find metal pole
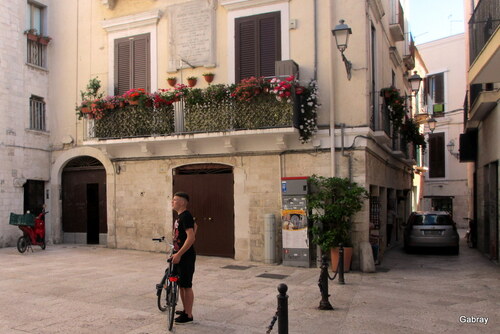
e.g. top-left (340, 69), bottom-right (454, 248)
top-left (277, 283), bottom-right (289, 334)
top-left (338, 243), bottom-right (345, 284)
top-left (318, 254), bottom-right (334, 310)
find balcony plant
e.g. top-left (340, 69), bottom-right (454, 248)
top-left (167, 77), bottom-right (177, 87)
top-left (400, 118), bottom-right (426, 150)
top-left (76, 77), bottom-right (104, 119)
top-left (187, 76), bottom-right (197, 87)
top-left (202, 72), bottom-right (215, 84)
top-left (307, 175), bottom-right (368, 271)
top-left (381, 86), bottom-right (406, 132)
top-left (123, 88), bottom-right (151, 106)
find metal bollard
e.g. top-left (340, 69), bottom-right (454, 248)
top-left (338, 243), bottom-right (345, 284)
top-left (277, 283), bottom-right (289, 334)
top-left (318, 254), bottom-right (334, 310)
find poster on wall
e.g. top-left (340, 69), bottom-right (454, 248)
top-left (282, 209), bottom-right (308, 249)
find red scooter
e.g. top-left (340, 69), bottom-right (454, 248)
top-left (10, 211), bottom-right (47, 253)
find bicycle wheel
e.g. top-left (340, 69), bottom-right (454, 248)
top-left (17, 236), bottom-right (28, 253)
top-left (167, 281), bottom-right (178, 331)
top-left (157, 271), bottom-right (169, 312)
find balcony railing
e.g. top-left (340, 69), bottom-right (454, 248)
top-left (468, 0), bottom-right (500, 65)
top-left (403, 32), bottom-right (415, 70)
top-left (389, 0), bottom-right (405, 41)
top-left (84, 95), bottom-right (293, 140)
top-left (27, 39), bottom-right (46, 68)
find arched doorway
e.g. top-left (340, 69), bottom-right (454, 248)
top-left (173, 163), bottom-right (234, 258)
top-left (62, 156), bottom-right (107, 244)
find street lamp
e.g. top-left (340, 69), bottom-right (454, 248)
top-left (408, 71), bottom-right (423, 94)
top-left (447, 139), bottom-right (460, 159)
top-left (427, 117), bottom-right (437, 133)
top-left (331, 20), bottom-right (352, 80)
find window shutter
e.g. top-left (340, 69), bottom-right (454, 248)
top-left (259, 14), bottom-right (281, 77)
top-left (115, 39), bottom-right (131, 96)
top-left (235, 12), bottom-right (281, 82)
top-left (236, 19), bottom-right (257, 82)
top-left (114, 34), bottom-right (150, 95)
top-left (429, 133), bottom-right (445, 178)
top-left (434, 73), bottom-right (444, 104)
top-left (132, 35), bottom-right (150, 92)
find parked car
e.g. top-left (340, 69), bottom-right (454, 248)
top-left (403, 211), bottom-right (459, 254)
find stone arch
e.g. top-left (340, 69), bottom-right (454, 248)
top-left (49, 147), bottom-right (116, 246)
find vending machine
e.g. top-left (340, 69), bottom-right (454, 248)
top-left (281, 177), bottom-right (311, 267)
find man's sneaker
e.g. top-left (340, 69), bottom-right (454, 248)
top-left (175, 313), bottom-right (193, 324)
top-left (175, 310), bottom-right (185, 315)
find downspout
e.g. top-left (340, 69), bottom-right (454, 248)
top-left (325, 0), bottom-right (336, 177)
top-left (341, 123), bottom-right (353, 181)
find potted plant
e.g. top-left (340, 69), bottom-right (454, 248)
top-left (38, 36), bottom-right (52, 45)
top-left (187, 76), bottom-right (197, 87)
top-left (123, 88), bottom-right (149, 106)
top-left (167, 76), bottom-right (177, 87)
top-left (24, 29), bottom-right (39, 41)
top-left (202, 72), bottom-right (215, 84)
top-left (307, 175), bottom-right (368, 272)
top-left (76, 77), bottom-right (104, 119)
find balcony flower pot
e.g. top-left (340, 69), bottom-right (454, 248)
top-left (203, 73), bottom-right (215, 84)
top-left (187, 77), bottom-right (197, 87)
top-left (38, 36), bottom-right (52, 45)
top-left (167, 77), bottom-right (177, 87)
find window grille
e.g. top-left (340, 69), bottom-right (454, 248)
top-left (27, 39), bottom-right (46, 67)
top-left (30, 95), bottom-right (46, 131)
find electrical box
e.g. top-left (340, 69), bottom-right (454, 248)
top-left (281, 177), bottom-right (311, 267)
top-left (275, 60), bottom-right (299, 79)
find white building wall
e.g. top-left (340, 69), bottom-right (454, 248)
top-left (0, 0), bottom-right (51, 247)
top-left (418, 34), bottom-right (471, 227)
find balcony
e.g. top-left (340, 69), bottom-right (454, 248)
top-left (468, 0), bottom-right (500, 84)
top-left (403, 32), bottom-right (415, 70)
top-left (84, 95), bottom-right (293, 140)
top-left (389, 0), bottom-right (405, 41)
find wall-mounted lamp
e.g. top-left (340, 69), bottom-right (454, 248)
top-left (427, 117), bottom-right (437, 133)
top-left (408, 71), bottom-right (422, 94)
top-left (447, 139), bottom-right (460, 159)
top-left (331, 20), bottom-right (352, 80)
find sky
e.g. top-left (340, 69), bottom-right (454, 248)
top-left (408, 0), bottom-right (465, 45)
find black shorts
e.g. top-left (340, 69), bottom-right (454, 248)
top-left (173, 251), bottom-right (196, 288)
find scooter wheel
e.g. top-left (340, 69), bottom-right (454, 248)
top-left (41, 239), bottom-right (46, 250)
top-left (17, 237), bottom-right (28, 253)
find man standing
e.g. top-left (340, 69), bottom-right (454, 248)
top-left (171, 192), bottom-right (196, 324)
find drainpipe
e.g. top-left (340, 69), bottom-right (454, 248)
top-left (341, 123), bottom-right (353, 181)
top-left (325, 0), bottom-right (336, 177)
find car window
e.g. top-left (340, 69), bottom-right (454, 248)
top-left (413, 214), bottom-right (452, 225)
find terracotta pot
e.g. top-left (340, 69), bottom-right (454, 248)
top-left (105, 103), bottom-right (115, 110)
top-left (119, 101), bottom-right (126, 108)
top-left (38, 37), bottom-right (51, 45)
top-left (128, 100), bottom-right (139, 105)
top-left (187, 78), bottom-right (197, 87)
top-left (203, 75), bottom-right (214, 83)
top-left (330, 246), bottom-right (353, 272)
top-left (26, 33), bottom-right (38, 41)
top-left (81, 106), bottom-right (90, 114)
top-left (167, 78), bottom-right (177, 87)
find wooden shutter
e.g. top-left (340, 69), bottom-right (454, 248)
top-left (429, 133), bottom-right (445, 178)
top-left (434, 72), bottom-right (444, 104)
top-left (114, 34), bottom-right (150, 95)
top-left (235, 12), bottom-right (281, 82)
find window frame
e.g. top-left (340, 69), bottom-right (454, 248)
top-left (226, 2), bottom-right (290, 84)
top-left (424, 71), bottom-right (446, 116)
top-left (29, 95), bottom-right (46, 132)
top-left (26, 1), bottom-right (46, 35)
top-left (428, 132), bottom-right (446, 178)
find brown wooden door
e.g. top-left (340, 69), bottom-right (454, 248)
top-left (62, 168), bottom-right (107, 243)
top-left (173, 166), bottom-right (234, 258)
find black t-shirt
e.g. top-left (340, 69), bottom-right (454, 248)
top-left (173, 210), bottom-right (195, 255)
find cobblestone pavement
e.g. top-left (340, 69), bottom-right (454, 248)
top-left (0, 230), bottom-right (498, 334)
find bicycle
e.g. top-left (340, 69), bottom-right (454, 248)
top-left (153, 236), bottom-right (179, 331)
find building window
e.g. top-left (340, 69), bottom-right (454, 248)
top-left (29, 95), bottom-right (46, 131)
top-left (25, 2), bottom-right (47, 68)
top-left (114, 34), bottom-right (151, 95)
top-left (430, 197), bottom-right (453, 213)
top-left (428, 132), bottom-right (445, 178)
top-left (425, 72), bottom-right (445, 116)
top-left (235, 12), bottom-right (281, 82)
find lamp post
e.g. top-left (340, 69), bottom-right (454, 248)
top-left (447, 139), bottom-right (460, 159)
top-left (331, 20), bottom-right (352, 80)
top-left (427, 117), bottom-right (437, 133)
top-left (408, 71), bottom-right (423, 94)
